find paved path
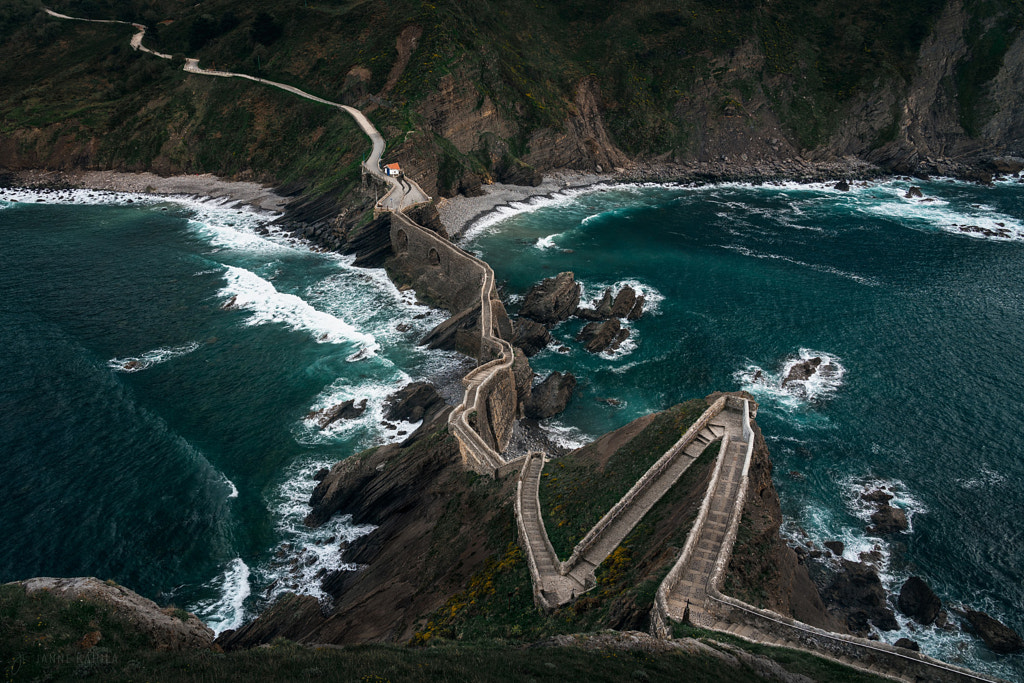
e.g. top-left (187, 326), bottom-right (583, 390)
top-left (44, 8), bottom-right (428, 212)
top-left (663, 422), bottom-right (747, 624)
top-left (518, 398), bottom-right (737, 607)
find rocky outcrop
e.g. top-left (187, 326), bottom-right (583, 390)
top-left (782, 357), bottom-right (823, 386)
top-left (308, 399), bottom-right (367, 429)
top-left (511, 348), bottom-right (534, 408)
top-left (895, 637), bottom-right (921, 651)
top-left (961, 609), bottom-right (1024, 654)
top-left (10, 577), bottom-right (214, 650)
top-left (578, 318), bottom-right (629, 354)
top-left (519, 272), bottom-right (581, 325)
top-left (576, 286), bottom-right (643, 322)
top-left (384, 382), bottom-right (446, 424)
top-left (523, 371), bottom-right (576, 420)
top-left (512, 317), bottom-right (553, 356)
top-left (823, 540), bottom-right (845, 557)
top-left (868, 503), bottom-right (908, 534)
top-left (821, 560), bottom-right (899, 635)
top-left (897, 576), bottom-right (942, 625)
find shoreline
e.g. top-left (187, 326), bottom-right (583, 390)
top-left (2, 169), bottom-right (290, 213)
top-left (438, 157), bottom-right (885, 239)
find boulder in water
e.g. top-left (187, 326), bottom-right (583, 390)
top-left (310, 399), bottom-right (367, 429)
top-left (577, 318), bottom-right (629, 354)
top-left (512, 317), bottom-right (553, 357)
top-left (609, 286), bottom-right (637, 318)
top-left (524, 371), bottom-right (576, 419)
top-left (520, 272), bottom-right (581, 325)
top-left (962, 609), bottom-right (1024, 654)
top-left (576, 288), bottom-right (614, 321)
top-left (905, 186), bottom-right (924, 198)
top-left (626, 295), bottom-right (645, 320)
top-left (834, 180), bottom-right (851, 191)
top-left (782, 356), bottom-right (823, 387)
top-left (384, 382), bottom-right (445, 424)
top-left (868, 503), bottom-right (908, 534)
top-left (898, 576), bottom-right (942, 625)
top-left (824, 540), bottom-right (845, 557)
top-left (894, 638), bottom-right (920, 651)
top-left (822, 559), bottom-right (899, 635)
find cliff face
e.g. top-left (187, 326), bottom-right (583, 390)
top-left (218, 418), bottom-right (517, 649)
top-left (5, 0), bottom-right (1021, 198)
top-left (723, 419), bottom-right (844, 632)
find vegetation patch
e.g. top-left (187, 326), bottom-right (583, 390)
top-left (539, 399), bottom-right (709, 559)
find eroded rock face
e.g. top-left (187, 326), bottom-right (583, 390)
top-left (609, 286), bottom-right (637, 319)
top-left (868, 503), bottom-right (908, 534)
top-left (523, 371), bottom-right (576, 419)
top-left (384, 382), bottom-right (445, 424)
top-left (626, 295), bottom-right (645, 321)
top-left (898, 576), bottom-right (942, 625)
top-left (12, 577), bottom-right (214, 650)
top-left (822, 560), bottom-right (899, 635)
top-left (577, 318), bottom-right (629, 354)
top-left (512, 317), bottom-right (553, 357)
top-left (519, 272), bottom-right (581, 325)
top-left (963, 609), bottom-right (1024, 654)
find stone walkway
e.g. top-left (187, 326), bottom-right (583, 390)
top-left (518, 398), bottom-right (739, 607)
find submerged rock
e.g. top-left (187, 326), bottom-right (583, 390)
top-left (524, 371), bottom-right (577, 419)
top-left (897, 576), bottom-right (942, 625)
top-left (962, 609), bottom-right (1024, 654)
top-left (577, 318), bottom-right (629, 354)
top-left (512, 317), bottom-right (553, 357)
top-left (860, 488), bottom-right (894, 504)
top-left (520, 272), bottom-right (581, 325)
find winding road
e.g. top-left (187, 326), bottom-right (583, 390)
top-left (43, 8), bottom-right (428, 212)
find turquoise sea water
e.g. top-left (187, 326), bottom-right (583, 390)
top-left (465, 177), bottom-right (1024, 680)
top-left (2, 177), bottom-right (1023, 680)
top-left (0, 188), bottom-right (457, 634)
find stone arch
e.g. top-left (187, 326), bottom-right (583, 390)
top-left (428, 247), bottom-right (442, 267)
top-left (395, 229), bottom-right (409, 254)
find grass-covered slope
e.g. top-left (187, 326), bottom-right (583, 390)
top-left (539, 399), bottom-right (710, 559)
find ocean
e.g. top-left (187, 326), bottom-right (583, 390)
top-left (0, 187), bottom-right (458, 634)
top-left (2, 176), bottom-right (1022, 680)
top-left (464, 176), bottom-right (1024, 681)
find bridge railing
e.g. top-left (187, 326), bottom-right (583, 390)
top-left (560, 396), bottom-right (729, 580)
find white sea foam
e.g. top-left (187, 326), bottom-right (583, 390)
top-left (190, 558), bottom-right (251, 635)
top-left (855, 184), bottom-right (1024, 241)
top-left (719, 244), bottom-right (879, 286)
top-left (734, 348), bottom-right (846, 412)
top-left (461, 182), bottom-right (660, 242)
top-left (261, 460), bottom-right (376, 606)
top-left (541, 421), bottom-right (591, 451)
top-left (219, 266), bottom-right (378, 355)
top-left (842, 476), bottom-right (926, 535)
top-left (108, 342), bottom-right (201, 372)
top-left (222, 474), bottom-right (239, 499)
top-left (956, 464), bottom-right (1008, 490)
top-left (297, 374), bottom-right (420, 445)
top-left (535, 234), bottom-right (559, 250)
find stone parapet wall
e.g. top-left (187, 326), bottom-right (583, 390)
top-left (562, 397), bottom-right (729, 576)
top-left (651, 430), bottom-right (734, 638)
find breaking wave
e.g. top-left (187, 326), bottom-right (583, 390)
top-left (108, 342), bottom-right (201, 372)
